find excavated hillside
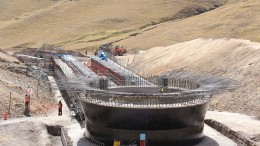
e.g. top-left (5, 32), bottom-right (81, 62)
top-left (129, 38), bottom-right (260, 116)
top-left (0, 49), bottom-right (54, 117)
top-left (0, 0), bottom-right (222, 49)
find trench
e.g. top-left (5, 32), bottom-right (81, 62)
top-left (45, 125), bottom-right (73, 146)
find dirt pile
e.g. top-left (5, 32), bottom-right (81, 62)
top-left (0, 49), bottom-right (54, 117)
top-left (130, 38), bottom-right (260, 116)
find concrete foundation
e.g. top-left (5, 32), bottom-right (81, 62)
top-left (80, 97), bottom-right (210, 146)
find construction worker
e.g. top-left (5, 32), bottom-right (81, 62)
top-left (3, 112), bottom-right (8, 120)
top-left (24, 94), bottom-right (30, 109)
top-left (99, 50), bottom-right (108, 61)
top-left (58, 100), bottom-right (63, 116)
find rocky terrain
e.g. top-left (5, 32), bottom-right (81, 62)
top-left (0, 49), bottom-right (54, 117)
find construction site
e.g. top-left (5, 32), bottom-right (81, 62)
top-left (0, 43), bottom-right (258, 146)
top-left (0, 0), bottom-right (260, 146)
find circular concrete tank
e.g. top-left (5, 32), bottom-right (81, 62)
top-left (80, 86), bottom-right (210, 146)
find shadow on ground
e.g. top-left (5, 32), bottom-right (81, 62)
top-left (195, 136), bottom-right (219, 146)
top-left (76, 136), bottom-right (219, 146)
top-left (77, 137), bottom-right (96, 146)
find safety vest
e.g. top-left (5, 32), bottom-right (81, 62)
top-left (4, 112), bottom-right (8, 120)
top-left (25, 96), bottom-right (30, 102)
top-left (58, 103), bottom-right (62, 109)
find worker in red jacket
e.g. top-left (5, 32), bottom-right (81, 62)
top-left (25, 94), bottom-right (30, 109)
top-left (58, 100), bottom-right (63, 116)
top-left (4, 112), bottom-right (8, 120)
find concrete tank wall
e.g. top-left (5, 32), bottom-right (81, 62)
top-left (80, 98), bottom-right (210, 145)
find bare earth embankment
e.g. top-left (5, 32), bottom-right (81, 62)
top-left (129, 38), bottom-right (260, 116)
top-left (0, 49), bottom-right (54, 117)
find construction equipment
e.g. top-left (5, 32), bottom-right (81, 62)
top-left (113, 45), bottom-right (127, 56)
top-left (96, 44), bottom-right (113, 55)
top-left (96, 44), bottom-right (127, 56)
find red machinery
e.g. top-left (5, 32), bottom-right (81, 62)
top-left (89, 58), bottom-right (125, 85)
top-left (95, 44), bottom-right (127, 56)
top-left (113, 46), bottom-right (127, 56)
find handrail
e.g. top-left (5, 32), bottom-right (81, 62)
top-left (82, 94), bottom-right (210, 109)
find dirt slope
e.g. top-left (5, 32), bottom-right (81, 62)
top-left (0, 49), bottom-right (53, 117)
top-left (130, 38), bottom-right (260, 116)
top-left (0, 0), bottom-right (221, 49)
top-left (117, 0), bottom-right (260, 50)
top-left (1, 0), bottom-right (259, 51)
top-left (0, 0), bottom-right (57, 21)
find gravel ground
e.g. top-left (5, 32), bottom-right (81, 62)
top-left (0, 121), bottom-right (48, 146)
top-left (0, 76), bottom-right (84, 146)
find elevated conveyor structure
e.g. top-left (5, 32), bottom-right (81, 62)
top-left (61, 55), bottom-right (98, 78)
top-left (53, 55), bottom-right (100, 121)
top-left (88, 55), bottom-right (154, 86)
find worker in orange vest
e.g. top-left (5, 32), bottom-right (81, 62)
top-left (58, 100), bottom-right (63, 116)
top-left (4, 112), bottom-right (8, 120)
top-left (25, 94), bottom-right (30, 109)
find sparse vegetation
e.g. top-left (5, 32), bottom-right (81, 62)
top-left (0, 0), bottom-right (222, 50)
